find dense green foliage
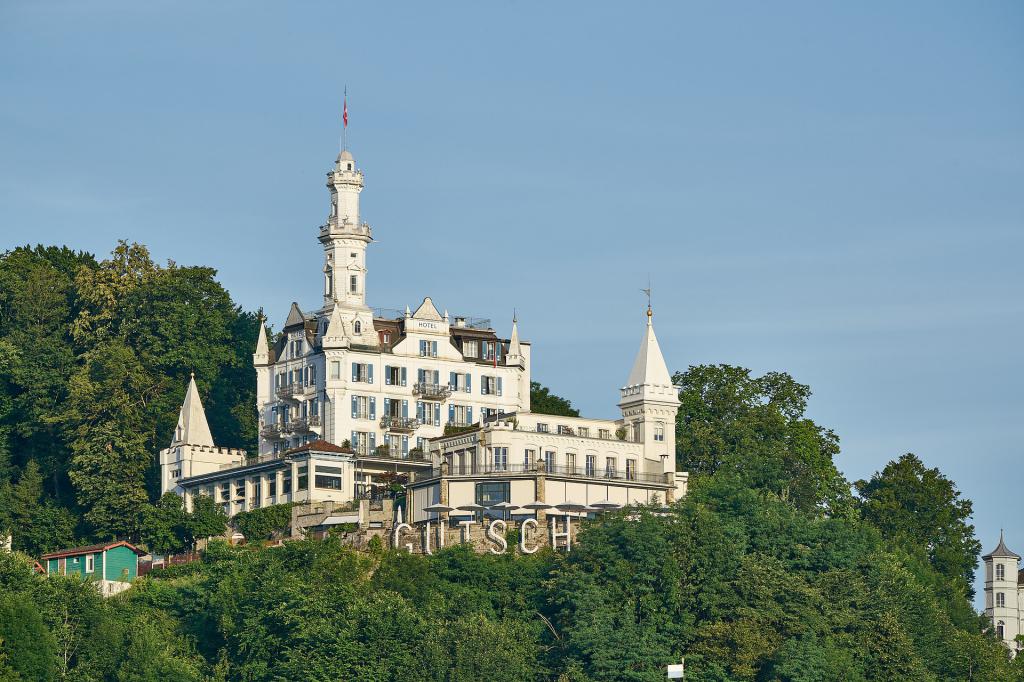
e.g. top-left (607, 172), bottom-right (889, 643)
top-left (0, 242), bottom-right (257, 545)
top-left (530, 381), bottom-right (580, 417)
top-left (232, 503), bottom-right (296, 543)
top-left (2, 482), bottom-right (1021, 680)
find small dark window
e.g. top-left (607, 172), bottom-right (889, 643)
top-left (354, 321), bottom-right (362, 334)
top-left (347, 163), bottom-right (352, 170)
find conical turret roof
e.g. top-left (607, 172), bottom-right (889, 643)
top-left (172, 374), bottom-right (214, 447)
top-left (625, 309), bottom-right (673, 388)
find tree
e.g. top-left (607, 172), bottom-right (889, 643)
top-left (140, 493), bottom-right (189, 556)
top-left (674, 364), bottom-right (851, 515)
top-left (65, 342), bottom-right (155, 539)
top-left (856, 453), bottom-right (982, 596)
top-left (530, 382), bottom-right (579, 417)
top-left (186, 494), bottom-right (228, 543)
top-left (9, 460), bottom-right (76, 556)
top-left (0, 592), bottom-right (57, 682)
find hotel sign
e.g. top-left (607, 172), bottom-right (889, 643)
top-left (392, 517), bottom-right (574, 555)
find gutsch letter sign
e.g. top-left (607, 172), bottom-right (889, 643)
top-left (391, 517), bottom-right (573, 555)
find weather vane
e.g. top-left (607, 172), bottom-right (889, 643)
top-left (641, 276), bottom-right (652, 316)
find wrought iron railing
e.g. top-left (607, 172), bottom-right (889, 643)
top-left (380, 415), bottom-right (419, 432)
top-left (413, 382), bottom-right (452, 401)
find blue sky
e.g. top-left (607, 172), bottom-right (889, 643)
top-left (2, 1), bottom-right (1021, 602)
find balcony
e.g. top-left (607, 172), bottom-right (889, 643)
top-left (380, 415), bottom-right (419, 433)
top-left (422, 462), bottom-right (669, 485)
top-left (358, 446), bottom-right (430, 463)
top-left (275, 384), bottom-right (302, 401)
top-left (260, 423), bottom-right (284, 439)
top-left (413, 382), bottom-right (452, 401)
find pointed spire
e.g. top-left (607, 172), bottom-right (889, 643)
top-left (625, 307), bottom-right (673, 388)
top-left (508, 313), bottom-right (522, 358)
top-left (322, 304), bottom-right (349, 348)
top-left (405, 305), bottom-right (411, 319)
top-left (983, 529), bottom-right (1021, 560)
top-left (284, 302), bottom-right (305, 330)
top-left (172, 375), bottom-right (215, 447)
top-left (253, 315), bottom-right (270, 365)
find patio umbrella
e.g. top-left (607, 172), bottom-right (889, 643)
top-left (556, 501), bottom-right (588, 516)
top-left (521, 499), bottom-right (552, 511)
top-left (456, 503), bottom-right (487, 520)
top-left (424, 503), bottom-right (454, 519)
top-left (589, 499), bottom-right (622, 510)
top-left (488, 500), bottom-right (519, 521)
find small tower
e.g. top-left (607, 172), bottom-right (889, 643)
top-left (983, 531), bottom-right (1022, 655)
top-left (618, 306), bottom-right (684, 499)
top-left (159, 375), bottom-right (244, 505)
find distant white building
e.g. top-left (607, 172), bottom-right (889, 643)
top-left (983, 532), bottom-right (1023, 656)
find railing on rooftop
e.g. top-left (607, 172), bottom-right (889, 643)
top-left (418, 463), bottom-right (668, 485)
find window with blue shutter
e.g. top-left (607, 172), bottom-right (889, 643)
top-left (465, 374), bottom-right (471, 393)
top-left (402, 436), bottom-right (409, 457)
top-left (401, 367), bottom-right (407, 386)
top-left (351, 396), bottom-right (357, 419)
top-left (449, 372), bottom-right (457, 390)
top-left (369, 397), bottom-right (376, 420)
top-left (416, 401), bottom-right (424, 421)
top-left (351, 431), bottom-right (358, 448)
top-left (417, 368), bottom-right (425, 384)
top-left (369, 433), bottom-right (376, 451)
top-left (367, 364), bottom-right (373, 384)
top-left (352, 363), bottom-right (358, 381)
top-left (419, 340), bottom-right (426, 356)
top-left (402, 400), bottom-right (409, 419)
top-left (432, 369), bottom-right (439, 384)
top-left (467, 406), bottom-right (473, 424)
top-left (384, 365), bottom-right (391, 385)
top-left (434, 408), bottom-right (440, 427)
top-left (496, 377), bottom-right (503, 396)
top-left (431, 341), bottom-right (438, 357)
top-left (449, 404), bottom-right (455, 423)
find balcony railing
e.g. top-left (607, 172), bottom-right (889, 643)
top-left (423, 462), bottom-right (668, 485)
top-left (358, 446), bottom-right (430, 463)
top-left (380, 415), bottom-right (419, 433)
top-left (260, 424), bottom-right (284, 439)
top-left (413, 382), bottom-right (452, 401)
top-left (275, 384), bottom-right (302, 400)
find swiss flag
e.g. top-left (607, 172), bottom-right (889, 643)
top-left (343, 97), bottom-right (348, 128)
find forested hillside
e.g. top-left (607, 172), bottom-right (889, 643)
top-left (0, 241), bottom-right (1020, 680)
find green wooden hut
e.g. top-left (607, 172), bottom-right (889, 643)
top-left (41, 541), bottom-right (145, 583)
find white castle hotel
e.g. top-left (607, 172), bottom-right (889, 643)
top-left (161, 145), bottom-right (687, 539)
top-left (983, 532), bottom-right (1024, 655)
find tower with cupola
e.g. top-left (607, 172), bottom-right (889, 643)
top-left (984, 531), bottom-right (1022, 655)
top-left (319, 149), bottom-right (375, 346)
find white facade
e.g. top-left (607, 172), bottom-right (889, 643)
top-left (252, 147), bottom-right (530, 496)
top-left (408, 309), bottom-right (688, 524)
top-left (983, 532), bottom-right (1023, 655)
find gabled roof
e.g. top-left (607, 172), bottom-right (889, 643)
top-left (283, 302), bottom-right (306, 330)
top-left (283, 439), bottom-right (353, 455)
top-left (983, 531), bottom-right (1021, 560)
top-left (625, 311), bottom-right (673, 388)
top-left (412, 296), bottom-right (443, 321)
top-left (172, 375), bottom-right (214, 447)
top-left (41, 540), bottom-right (146, 560)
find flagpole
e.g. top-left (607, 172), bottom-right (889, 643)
top-left (343, 86), bottom-right (348, 151)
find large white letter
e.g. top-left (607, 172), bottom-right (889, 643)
top-left (520, 518), bottom-right (539, 554)
top-left (486, 519), bottom-right (508, 555)
top-left (392, 523), bottom-right (414, 553)
top-left (458, 519), bottom-right (476, 544)
top-left (423, 522), bottom-right (433, 555)
top-left (550, 516), bottom-right (572, 552)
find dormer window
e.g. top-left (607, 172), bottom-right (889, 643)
top-left (347, 163), bottom-right (352, 170)
top-left (354, 321), bottom-right (362, 334)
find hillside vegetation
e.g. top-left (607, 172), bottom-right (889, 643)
top-left (0, 241), bottom-right (1020, 680)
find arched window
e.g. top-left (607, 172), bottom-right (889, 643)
top-left (354, 321), bottom-right (362, 334)
top-left (325, 267), bottom-right (333, 296)
top-left (997, 621), bottom-right (1005, 640)
top-left (996, 563), bottom-right (1005, 580)
top-left (996, 592), bottom-right (1006, 608)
